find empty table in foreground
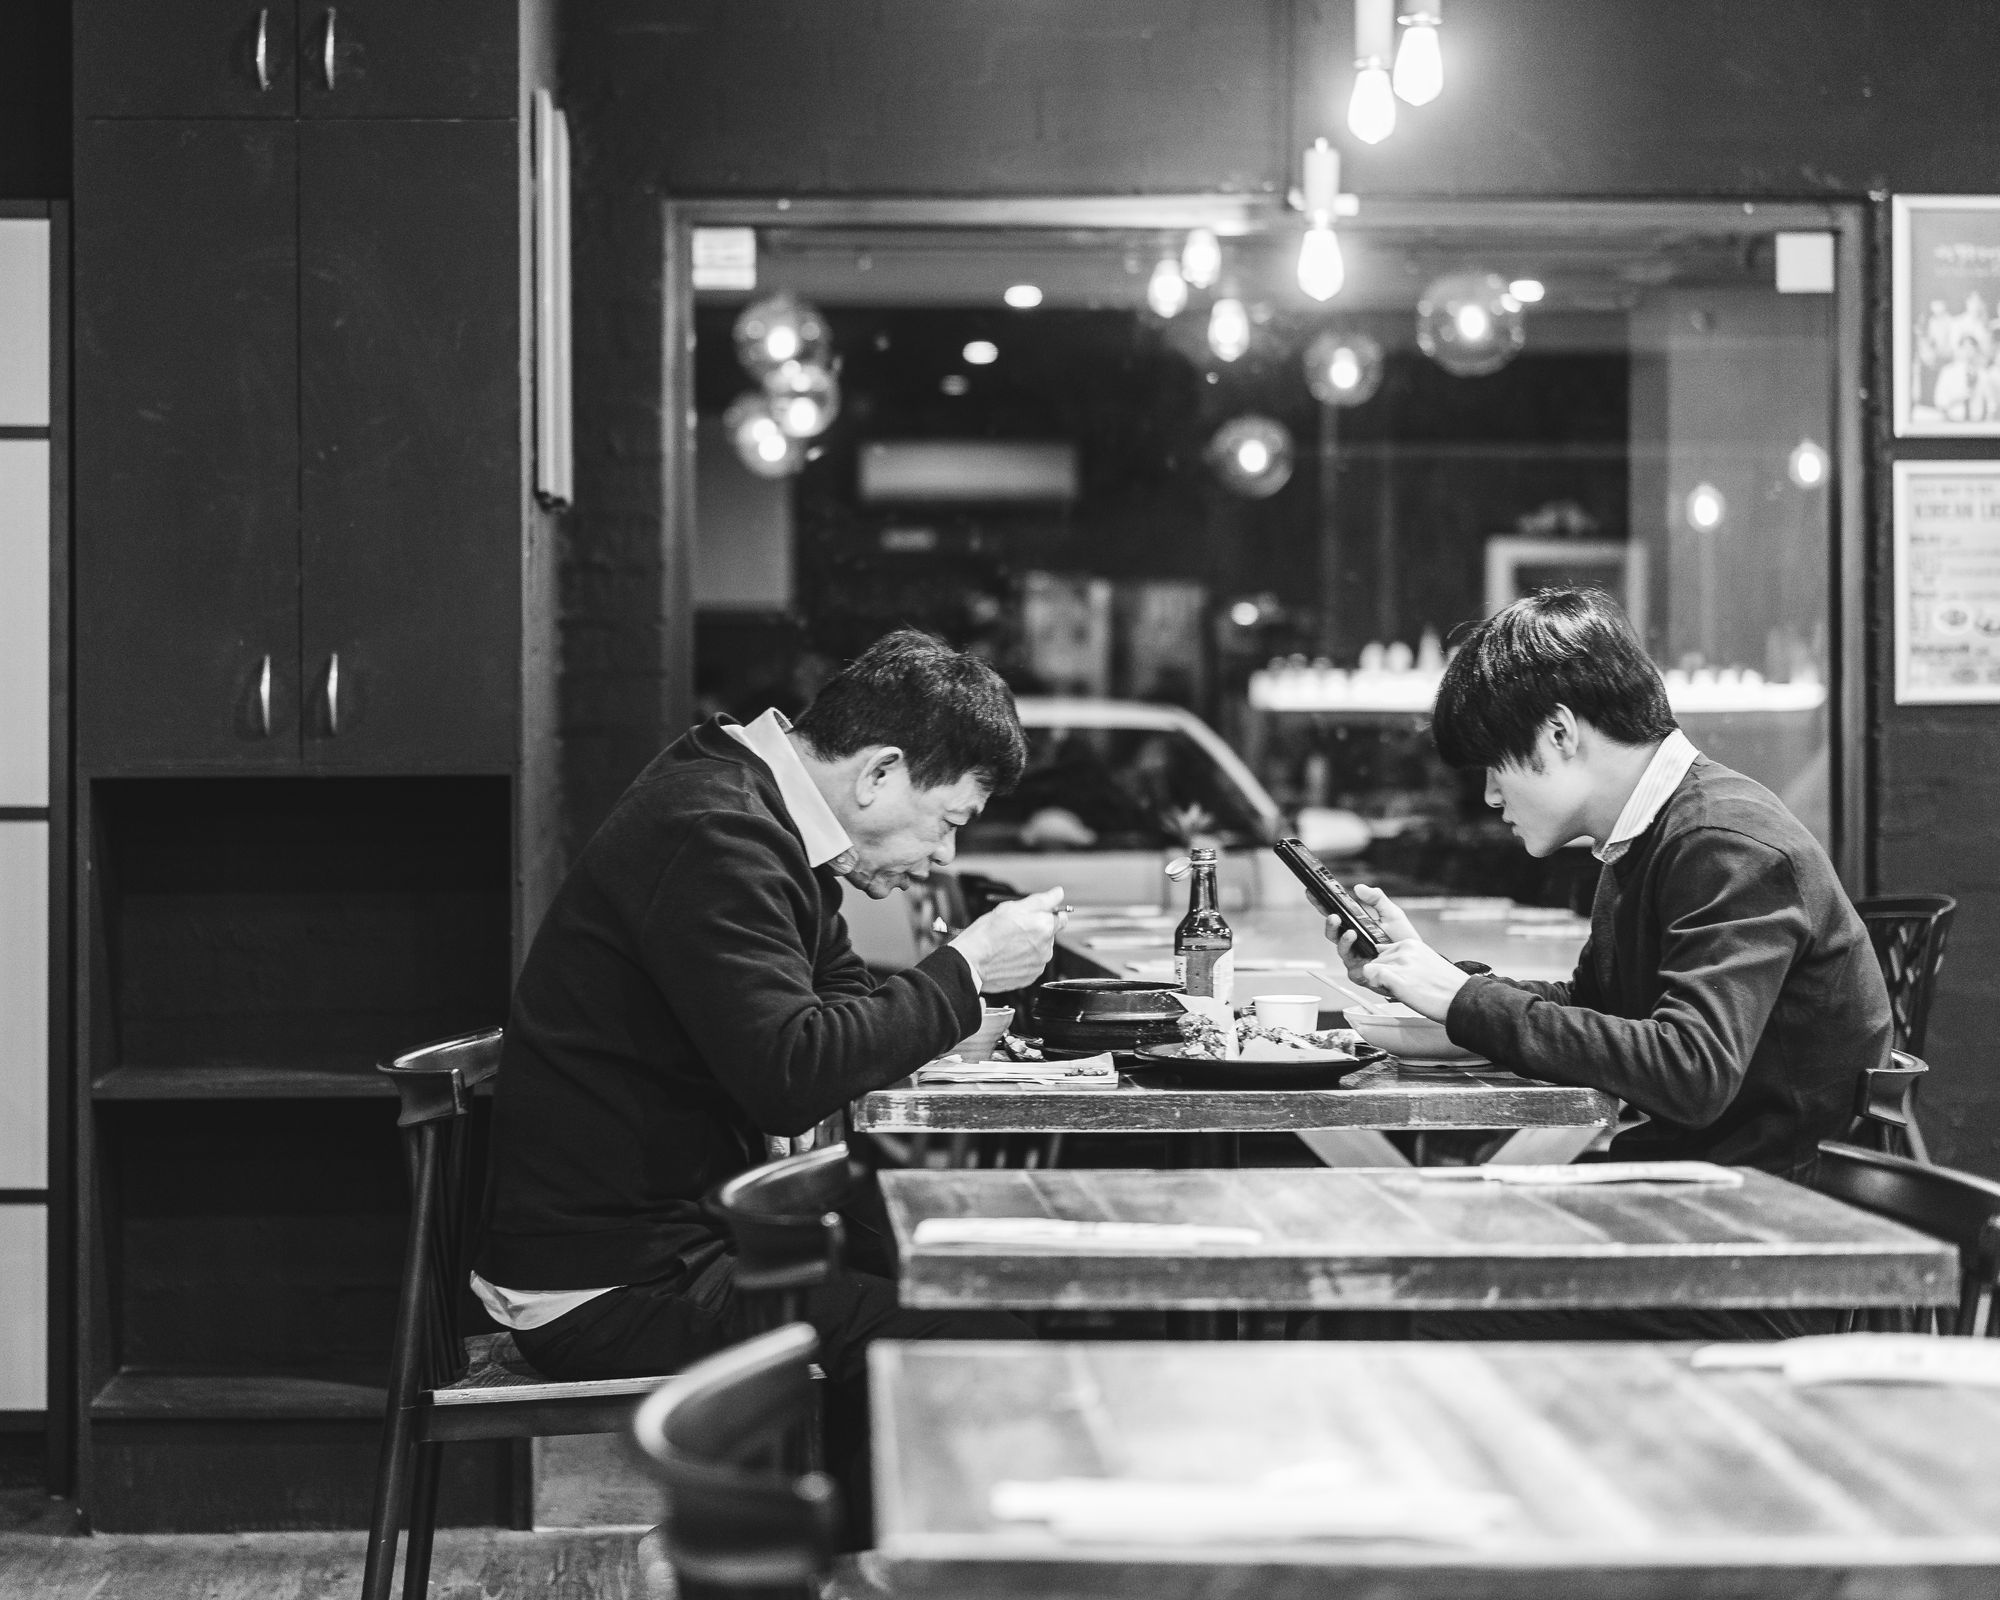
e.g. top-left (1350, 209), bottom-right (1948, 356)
top-left (870, 1339), bottom-right (2000, 1599)
top-left (879, 1166), bottom-right (1957, 1312)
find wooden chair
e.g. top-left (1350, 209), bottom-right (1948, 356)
top-left (1850, 894), bottom-right (1955, 1161)
top-left (709, 1142), bottom-right (859, 1332)
top-left (631, 1323), bottom-right (842, 1600)
top-left (363, 1029), bottom-right (677, 1600)
top-left (1813, 1140), bottom-right (2000, 1336)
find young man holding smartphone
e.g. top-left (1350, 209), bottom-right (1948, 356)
top-left (1331, 589), bottom-right (1890, 1184)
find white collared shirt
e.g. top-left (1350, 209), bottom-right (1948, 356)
top-left (719, 708), bottom-right (857, 872)
top-left (1592, 729), bottom-right (1700, 865)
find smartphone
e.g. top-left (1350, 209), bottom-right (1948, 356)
top-left (1272, 838), bottom-right (1391, 960)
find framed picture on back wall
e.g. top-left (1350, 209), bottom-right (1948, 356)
top-left (1894, 195), bottom-right (2000, 437)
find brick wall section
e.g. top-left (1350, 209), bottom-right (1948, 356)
top-left (559, 0), bottom-right (2000, 1173)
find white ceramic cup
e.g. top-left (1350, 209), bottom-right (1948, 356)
top-left (1251, 994), bottom-right (1322, 1033)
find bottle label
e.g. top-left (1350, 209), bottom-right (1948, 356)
top-left (1176, 949), bottom-right (1236, 1004)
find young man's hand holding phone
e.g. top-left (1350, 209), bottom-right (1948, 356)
top-left (1324, 882), bottom-right (1480, 1022)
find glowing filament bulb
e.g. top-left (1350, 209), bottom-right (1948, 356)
top-left (1788, 438), bottom-right (1828, 488)
top-left (1147, 258), bottom-right (1190, 318)
top-left (1347, 62), bottom-right (1397, 144)
top-left (1208, 297), bottom-right (1250, 362)
top-left (1455, 302), bottom-right (1491, 342)
top-left (1393, 13), bottom-right (1443, 105)
top-left (1236, 439), bottom-right (1271, 474)
top-left (1297, 226), bottom-right (1346, 302)
top-left (1181, 227), bottom-right (1222, 290)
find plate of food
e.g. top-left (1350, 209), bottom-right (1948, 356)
top-left (1129, 1014), bottom-right (1384, 1088)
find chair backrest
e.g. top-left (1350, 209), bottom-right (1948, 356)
top-left (711, 1143), bottom-right (858, 1313)
top-left (1854, 894), bottom-right (1957, 1055)
top-left (631, 1323), bottom-right (840, 1600)
top-left (1855, 1048), bottom-right (1927, 1122)
top-left (1813, 1140), bottom-right (2000, 1335)
top-left (377, 1028), bottom-right (504, 1398)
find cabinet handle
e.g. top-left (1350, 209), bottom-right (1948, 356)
top-left (325, 652), bottom-right (341, 734)
top-left (321, 8), bottom-right (338, 90)
top-left (256, 654), bottom-right (272, 736)
top-left (253, 9), bottom-right (272, 91)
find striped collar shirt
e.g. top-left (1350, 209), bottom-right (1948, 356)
top-left (1593, 729), bottom-right (1700, 865)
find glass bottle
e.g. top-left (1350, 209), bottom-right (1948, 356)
top-left (1171, 847), bottom-right (1235, 1003)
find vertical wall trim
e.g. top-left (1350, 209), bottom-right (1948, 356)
top-left (1834, 203), bottom-right (1869, 893)
top-left (660, 204), bottom-right (694, 741)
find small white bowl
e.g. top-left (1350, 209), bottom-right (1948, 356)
top-left (1346, 1008), bottom-right (1485, 1064)
top-left (1252, 994), bottom-right (1323, 1033)
top-left (951, 1006), bottom-right (1017, 1062)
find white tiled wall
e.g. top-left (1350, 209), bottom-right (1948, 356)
top-left (0, 1204), bottom-right (46, 1411)
top-left (0, 216), bottom-right (50, 1421)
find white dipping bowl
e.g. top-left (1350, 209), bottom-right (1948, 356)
top-left (951, 1006), bottom-right (1017, 1061)
top-left (1252, 994), bottom-right (1323, 1033)
top-left (1346, 1008), bottom-right (1485, 1063)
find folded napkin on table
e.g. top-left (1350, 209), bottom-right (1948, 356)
top-left (914, 1052), bottom-right (1116, 1087)
top-left (989, 1475), bottom-right (1512, 1545)
top-left (1692, 1333), bottom-right (2000, 1388)
top-left (911, 1217), bottom-right (1261, 1249)
top-left (1418, 1160), bottom-right (1744, 1187)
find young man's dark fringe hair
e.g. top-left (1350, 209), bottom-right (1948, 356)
top-left (1431, 588), bottom-right (1677, 771)
top-left (793, 629), bottom-right (1028, 793)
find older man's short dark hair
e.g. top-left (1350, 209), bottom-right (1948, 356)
top-left (1431, 588), bottom-right (1677, 771)
top-left (794, 629), bottom-right (1028, 792)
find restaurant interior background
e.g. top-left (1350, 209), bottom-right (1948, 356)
top-left (5, 0), bottom-right (2000, 1534)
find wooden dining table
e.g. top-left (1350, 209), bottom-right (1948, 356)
top-left (879, 1166), bottom-right (1958, 1313)
top-left (869, 1339), bottom-right (2000, 1598)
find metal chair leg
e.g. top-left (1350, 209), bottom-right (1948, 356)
top-left (361, 1403), bottom-right (416, 1600)
top-left (400, 1440), bottom-right (445, 1600)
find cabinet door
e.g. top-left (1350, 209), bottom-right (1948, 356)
top-left (300, 121), bottom-right (518, 772)
top-left (297, 0), bottom-right (516, 119)
top-left (75, 123), bottom-right (301, 768)
top-left (75, 0), bottom-right (297, 117)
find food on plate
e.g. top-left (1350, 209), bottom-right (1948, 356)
top-left (1175, 1013), bottom-right (1369, 1061)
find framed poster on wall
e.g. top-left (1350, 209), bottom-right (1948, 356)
top-left (1893, 196), bottom-right (2000, 436)
top-left (1893, 460), bottom-right (2000, 702)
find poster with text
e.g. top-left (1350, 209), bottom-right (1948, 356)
top-left (1895, 461), bottom-right (2000, 702)
top-left (1895, 196), bottom-right (2000, 436)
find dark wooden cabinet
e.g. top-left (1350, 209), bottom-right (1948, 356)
top-left (74, 0), bottom-right (299, 118)
top-left (297, 0), bottom-right (517, 119)
top-left (299, 120), bottom-right (519, 771)
top-left (73, 121), bottom-right (301, 769)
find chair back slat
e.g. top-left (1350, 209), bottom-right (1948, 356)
top-left (377, 1028), bottom-right (504, 1400)
top-left (1814, 1140), bottom-right (2000, 1336)
top-left (632, 1324), bottom-right (839, 1600)
top-left (711, 1144), bottom-right (858, 1314)
top-left (1854, 894), bottom-right (1957, 1056)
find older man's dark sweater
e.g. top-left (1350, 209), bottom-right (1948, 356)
top-left (1446, 757), bottom-right (1890, 1176)
top-left (475, 718), bottom-right (982, 1291)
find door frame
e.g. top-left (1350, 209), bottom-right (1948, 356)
top-left (661, 195), bottom-right (1870, 888)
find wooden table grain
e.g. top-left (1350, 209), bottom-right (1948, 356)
top-left (870, 1339), bottom-right (2000, 1599)
top-left (880, 1167), bottom-right (1957, 1312)
top-left (853, 1058), bottom-right (1617, 1137)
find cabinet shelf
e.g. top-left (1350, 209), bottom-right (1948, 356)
top-left (92, 1369), bottom-right (389, 1422)
top-left (93, 1064), bottom-right (402, 1100)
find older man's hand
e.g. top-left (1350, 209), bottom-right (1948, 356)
top-left (951, 886), bottom-right (1067, 993)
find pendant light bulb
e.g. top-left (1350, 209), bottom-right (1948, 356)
top-left (1181, 227), bottom-right (1222, 290)
top-left (1297, 226), bottom-right (1345, 302)
top-left (1393, 11), bottom-right (1444, 106)
top-left (1347, 63), bottom-right (1397, 144)
top-left (1208, 297), bottom-right (1250, 362)
top-left (1147, 257), bottom-right (1190, 318)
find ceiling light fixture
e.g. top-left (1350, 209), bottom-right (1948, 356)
top-left (1788, 438), bottom-right (1829, 489)
top-left (1508, 278), bottom-right (1546, 303)
top-left (1208, 415), bottom-right (1296, 498)
top-left (1685, 482), bottom-right (1727, 531)
top-left (1392, 0), bottom-right (1444, 106)
top-left (1304, 329), bottom-right (1386, 406)
top-left (733, 294), bottom-right (831, 379)
top-left (1181, 227), bottom-right (1223, 290)
top-left (1147, 257), bottom-right (1190, 318)
top-left (962, 340), bottom-right (999, 365)
top-left (763, 360), bottom-right (840, 437)
top-left (1417, 270), bottom-right (1526, 376)
top-left (1003, 284), bottom-right (1043, 309)
top-left (724, 392), bottom-right (807, 478)
top-left (1208, 297), bottom-right (1251, 362)
top-left (1296, 139), bottom-right (1347, 302)
top-left (1348, 0), bottom-right (1398, 144)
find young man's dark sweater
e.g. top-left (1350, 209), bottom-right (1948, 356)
top-left (1445, 756), bottom-right (1891, 1178)
top-left (475, 718), bottom-right (983, 1295)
